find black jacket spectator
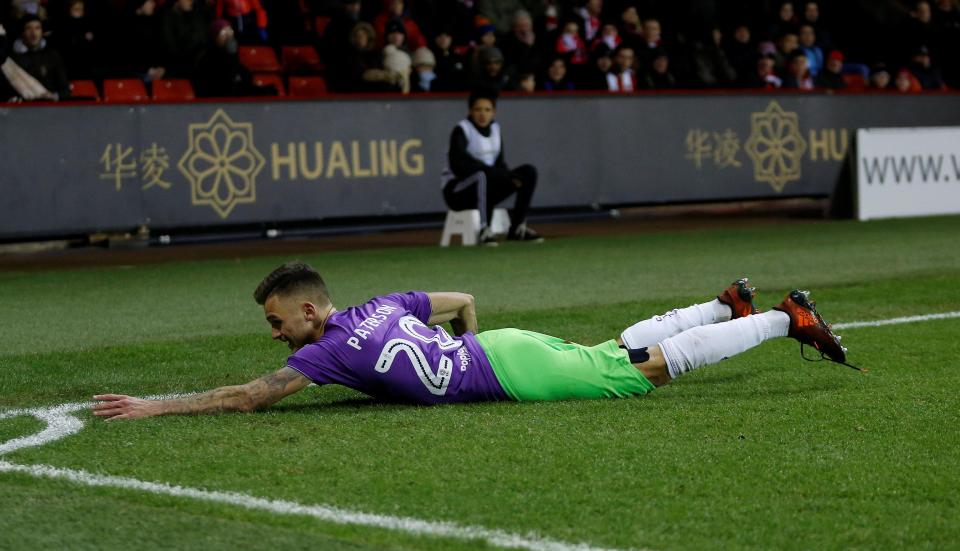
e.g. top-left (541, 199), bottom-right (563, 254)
top-left (161, 0), bottom-right (209, 78)
top-left (11, 16), bottom-right (70, 99)
top-left (194, 20), bottom-right (263, 97)
top-left (51, 0), bottom-right (99, 79)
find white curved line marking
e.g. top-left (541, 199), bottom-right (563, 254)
top-left (0, 396), bottom-right (630, 551)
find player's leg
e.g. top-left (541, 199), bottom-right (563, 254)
top-left (619, 278), bottom-right (759, 349)
top-left (627, 289), bottom-right (849, 383)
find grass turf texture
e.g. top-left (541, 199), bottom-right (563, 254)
top-left (1, 216), bottom-right (960, 550)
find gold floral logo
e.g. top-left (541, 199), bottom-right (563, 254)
top-left (744, 101), bottom-right (807, 192)
top-left (177, 109), bottom-right (265, 218)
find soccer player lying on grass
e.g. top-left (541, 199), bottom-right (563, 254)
top-left (93, 261), bottom-right (854, 420)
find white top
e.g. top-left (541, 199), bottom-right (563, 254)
top-left (458, 119), bottom-right (501, 167)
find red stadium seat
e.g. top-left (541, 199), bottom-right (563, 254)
top-left (103, 79), bottom-right (149, 103)
top-left (151, 79), bottom-right (195, 101)
top-left (238, 45), bottom-right (281, 73)
top-left (69, 80), bottom-right (99, 101)
top-left (314, 16), bottom-right (331, 36)
top-left (252, 73), bottom-right (286, 96)
top-left (288, 76), bottom-right (328, 97)
top-left (843, 74), bottom-right (867, 91)
top-left (281, 45), bottom-right (324, 73)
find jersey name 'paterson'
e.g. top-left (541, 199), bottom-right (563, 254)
top-left (285, 292), bottom-right (508, 405)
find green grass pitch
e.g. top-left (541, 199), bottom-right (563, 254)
top-left (2, 216), bottom-right (960, 550)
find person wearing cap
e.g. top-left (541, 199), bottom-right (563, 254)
top-left (815, 50), bottom-right (847, 89)
top-left (410, 46), bottom-right (437, 92)
top-left (869, 64), bottom-right (891, 90)
top-left (907, 44), bottom-right (947, 89)
top-left (442, 87), bottom-right (544, 245)
top-left (373, 0), bottom-right (425, 50)
top-left (472, 45), bottom-right (509, 90)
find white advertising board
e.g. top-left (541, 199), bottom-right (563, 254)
top-left (857, 127), bottom-right (960, 221)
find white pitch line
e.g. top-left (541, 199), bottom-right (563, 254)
top-left (0, 460), bottom-right (624, 551)
top-left (832, 311), bottom-right (960, 330)
top-left (0, 398), bottom-right (631, 551)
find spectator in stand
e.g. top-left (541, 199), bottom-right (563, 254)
top-left (619, 5), bottom-right (643, 50)
top-left (473, 16), bottom-right (497, 49)
top-left (319, 0), bottom-right (363, 91)
top-left (9, 15), bottom-right (68, 99)
top-left (51, 0), bottom-right (98, 79)
top-left (691, 26), bottom-right (736, 88)
top-left (555, 19), bottom-right (588, 69)
top-left (475, 0), bottom-right (539, 34)
top-left (801, 1), bottom-right (832, 50)
top-left (7, 0), bottom-right (47, 21)
top-left (797, 23), bottom-right (823, 76)
top-left (932, 0), bottom-right (960, 87)
top-left (894, 67), bottom-right (923, 92)
top-left (869, 64), bottom-right (891, 89)
top-left (430, 28), bottom-right (467, 91)
top-left (373, 0), bottom-right (425, 50)
top-left (591, 22), bottom-right (620, 52)
top-left (410, 46), bottom-right (437, 92)
top-left (213, 0), bottom-right (268, 44)
top-left (781, 50), bottom-right (814, 89)
top-left (899, 1), bottom-right (936, 63)
top-left (472, 45), bottom-right (509, 90)
top-left (500, 10), bottom-right (541, 80)
top-left (0, 22), bottom-right (12, 100)
top-left (161, 0), bottom-right (209, 78)
top-left (637, 17), bottom-right (663, 68)
top-left (384, 18), bottom-right (408, 52)
top-left (908, 44), bottom-right (947, 89)
top-left (515, 66), bottom-right (536, 92)
top-left (644, 49), bottom-right (676, 89)
top-left (774, 31), bottom-right (798, 73)
top-left (580, 42), bottom-right (613, 89)
top-left (815, 50), bottom-right (846, 89)
top-left (443, 87), bottom-right (543, 245)
top-left (606, 44), bottom-right (636, 92)
top-left (335, 21), bottom-right (402, 93)
top-left (382, 42), bottom-right (411, 93)
top-left (725, 23), bottom-right (756, 85)
top-left (542, 56), bottom-right (573, 91)
top-left (119, 0), bottom-right (166, 83)
top-left (746, 54), bottom-right (782, 89)
top-left (768, 1), bottom-right (798, 40)
top-left (194, 19), bottom-right (269, 97)
top-left (575, 0), bottom-right (603, 43)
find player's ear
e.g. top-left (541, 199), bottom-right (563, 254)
top-left (302, 302), bottom-right (318, 321)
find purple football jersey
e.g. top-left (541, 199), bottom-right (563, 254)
top-left (285, 292), bottom-right (508, 405)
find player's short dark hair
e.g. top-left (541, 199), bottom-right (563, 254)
top-left (254, 261), bottom-right (330, 305)
top-left (468, 86), bottom-right (498, 108)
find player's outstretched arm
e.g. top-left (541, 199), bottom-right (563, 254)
top-left (426, 292), bottom-right (477, 336)
top-left (92, 367), bottom-right (312, 421)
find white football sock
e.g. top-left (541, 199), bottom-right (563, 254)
top-left (658, 310), bottom-right (790, 379)
top-left (620, 299), bottom-right (733, 349)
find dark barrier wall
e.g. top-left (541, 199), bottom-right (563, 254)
top-left (1, 93), bottom-right (959, 238)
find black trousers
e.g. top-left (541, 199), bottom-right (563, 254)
top-left (442, 165), bottom-right (538, 230)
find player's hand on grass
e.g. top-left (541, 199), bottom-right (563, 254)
top-left (92, 394), bottom-right (162, 421)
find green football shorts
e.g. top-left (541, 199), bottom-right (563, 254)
top-left (476, 328), bottom-right (656, 401)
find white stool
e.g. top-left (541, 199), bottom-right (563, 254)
top-left (439, 208), bottom-right (510, 246)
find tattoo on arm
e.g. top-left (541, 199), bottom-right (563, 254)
top-left (163, 367), bottom-right (309, 416)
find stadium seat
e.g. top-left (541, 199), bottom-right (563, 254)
top-left (151, 79), bottom-right (195, 101)
top-left (69, 80), bottom-right (99, 101)
top-left (314, 16), bottom-right (331, 36)
top-left (440, 209), bottom-right (509, 247)
top-left (843, 74), bottom-right (867, 91)
top-left (103, 79), bottom-right (149, 103)
top-left (238, 45), bottom-right (282, 73)
top-left (252, 73), bottom-right (285, 96)
top-left (281, 45), bottom-right (324, 73)
top-left (288, 76), bottom-right (328, 97)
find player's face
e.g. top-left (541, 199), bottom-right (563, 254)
top-left (263, 294), bottom-right (320, 352)
top-left (469, 99), bottom-right (495, 128)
